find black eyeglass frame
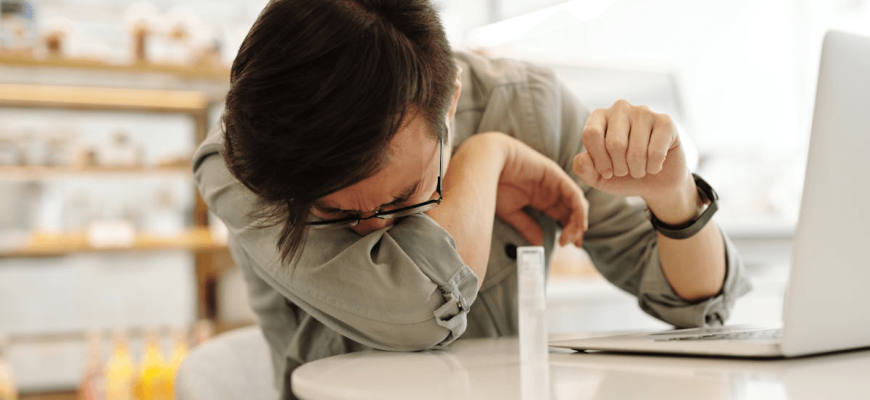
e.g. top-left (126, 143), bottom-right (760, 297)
top-left (306, 138), bottom-right (444, 229)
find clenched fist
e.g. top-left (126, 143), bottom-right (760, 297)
top-left (573, 99), bottom-right (693, 205)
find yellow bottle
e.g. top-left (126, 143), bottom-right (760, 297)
top-left (133, 330), bottom-right (166, 400)
top-left (78, 331), bottom-right (106, 400)
top-left (0, 334), bottom-right (18, 400)
top-left (158, 328), bottom-right (188, 400)
top-left (104, 330), bottom-right (134, 400)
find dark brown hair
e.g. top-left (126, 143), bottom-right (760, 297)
top-left (222, 0), bottom-right (456, 263)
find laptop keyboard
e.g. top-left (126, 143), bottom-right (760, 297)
top-left (656, 328), bottom-right (782, 342)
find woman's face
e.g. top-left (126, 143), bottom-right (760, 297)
top-left (310, 70), bottom-right (461, 236)
top-left (310, 111), bottom-right (445, 236)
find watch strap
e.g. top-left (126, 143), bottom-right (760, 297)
top-left (647, 173), bottom-right (719, 240)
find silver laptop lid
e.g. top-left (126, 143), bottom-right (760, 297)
top-left (781, 31), bottom-right (870, 357)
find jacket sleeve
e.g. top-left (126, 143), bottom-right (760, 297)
top-left (549, 73), bottom-right (752, 328)
top-left (192, 130), bottom-right (479, 351)
top-left (467, 55), bottom-right (752, 328)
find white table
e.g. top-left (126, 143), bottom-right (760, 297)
top-left (291, 336), bottom-right (870, 400)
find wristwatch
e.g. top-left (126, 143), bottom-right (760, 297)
top-left (646, 173), bottom-right (719, 240)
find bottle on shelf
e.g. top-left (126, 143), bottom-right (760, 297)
top-left (104, 330), bottom-right (134, 400)
top-left (122, 3), bottom-right (158, 64)
top-left (40, 16), bottom-right (77, 59)
top-left (0, 334), bottom-right (18, 400)
top-left (78, 330), bottom-right (106, 400)
top-left (133, 329), bottom-right (166, 400)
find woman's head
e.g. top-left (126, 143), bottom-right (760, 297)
top-left (222, 0), bottom-right (457, 262)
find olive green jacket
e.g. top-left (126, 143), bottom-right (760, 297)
top-left (193, 51), bottom-right (751, 398)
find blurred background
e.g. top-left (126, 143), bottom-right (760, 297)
top-left (0, 0), bottom-right (867, 398)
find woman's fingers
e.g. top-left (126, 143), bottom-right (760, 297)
top-left (648, 113), bottom-right (676, 174)
top-left (500, 208), bottom-right (544, 246)
top-left (581, 108), bottom-right (613, 179)
top-left (627, 106), bottom-right (654, 178)
top-left (583, 100), bottom-right (676, 178)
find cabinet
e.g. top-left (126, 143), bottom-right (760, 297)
top-left (0, 70), bottom-right (236, 391)
top-left (0, 83), bottom-right (213, 240)
top-left (0, 81), bottom-right (222, 291)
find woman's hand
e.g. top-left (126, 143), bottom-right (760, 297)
top-left (495, 134), bottom-right (589, 247)
top-left (572, 99), bottom-right (693, 206)
top-left (572, 100), bottom-right (726, 301)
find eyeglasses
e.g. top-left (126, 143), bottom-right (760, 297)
top-left (306, 138), bottom-right (443, 230)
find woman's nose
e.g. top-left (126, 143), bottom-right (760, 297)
top-left (351, 217), bottom-right (392, 236)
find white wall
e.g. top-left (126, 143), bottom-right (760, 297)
top-left (451, 0), bottom-right (870, 233)
top-left (456, 0), bottom-right (807, 231)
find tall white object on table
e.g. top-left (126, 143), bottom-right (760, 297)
top-left (517, 246), bottom-right (549, 400)
top-left (517, 246), bottom-right (547, 364)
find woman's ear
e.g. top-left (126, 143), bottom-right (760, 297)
top-left (447, 66), bottom-right (463, 120)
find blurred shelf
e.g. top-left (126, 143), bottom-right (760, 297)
top-left (0, 83), bottom-right (209, 114)
top-left (19, 390), bottom-right (77, 400)
top-left (6, 319), bottom-right (253, 345)
top-left (0, 81), bottom-right (220, 343)
top-left (0, 227), bottom-right (227, 258)
top-left (0, 53), bottom-right (229, 82)
top-left (0, 165), bottom-right (192, 180)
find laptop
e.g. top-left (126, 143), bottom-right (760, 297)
top-left (549, 30), bottom-right (870, 358)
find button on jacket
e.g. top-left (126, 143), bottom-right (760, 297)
top-left (193, 51), bottom-right (751, 398)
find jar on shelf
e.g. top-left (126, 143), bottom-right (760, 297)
top-left (96, 131), bottom-right (142, 168)
top-left (0, 0), bottom-right (37, 56)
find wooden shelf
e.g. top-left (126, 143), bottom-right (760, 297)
top-left (0, 165), bottom-right (192, 180)
top-left (0, 83), bottom-right (209, 114)
top-left (20, 390), bottom-right (77, 400)
top-left (0, 82), bottom-right (220, 326)
top-left (0, 228), bottom-right (227, 258)
top-left (0, 53), bottom-right (230, 81)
